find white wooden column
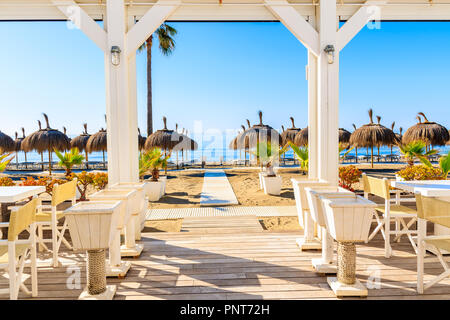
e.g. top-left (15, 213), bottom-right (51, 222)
top-left (307, 15), bottom-right (318, 180)
top-left (105, 0), bottom-right (138, 184)
top-left (317, 0), bottom-right (339, 185)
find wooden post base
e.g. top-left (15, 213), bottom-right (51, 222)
top-left (120, 243), bottom-right (144, 257)
top-left (327, 277), bottom-right (367, 298)
top-left (312, 258), bottom-right (337, 274)
top-left (79, 285), bottom-right (116, 300)
top-left (106, 260), bottom-right (131, 278)
top-left (296, 237), bottom-right (321, 251)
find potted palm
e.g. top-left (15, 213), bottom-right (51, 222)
top-left (288, 142), bottom-right (308, 175)
top-left (396, 141), bottom-right (440, 181)
top-left (54, 147), bottom-right (85, 177)
top-left (141, 148), bottom-right (170, 201)
top-left (254, 142), bottom-right (286, 195)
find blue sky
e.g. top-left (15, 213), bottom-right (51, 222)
top-left (0, 21), bottom-right (449, 141)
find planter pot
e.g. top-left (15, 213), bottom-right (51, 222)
top-left (262, 175), bottom-right (282, 195)
top-left (147, 180), bottom-right (163, 202)
top-left (291, 179), bottom-right (329, 229)
top-left (258, 172), bottom-right (267, 190)
top-left (305, 186), bottom-right (354, 227)
top-left (320, 195), bottom-right (377, 297)
top-left (159, 176), bottom-right (167, 196)
top-left (321, 195), bottom-right (377, 243)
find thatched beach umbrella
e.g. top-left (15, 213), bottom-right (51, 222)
top-left (237, 111), bottom-right (281, 165)
top-left (339, 128), bottom-right (351, 145)
top-left (14, 128), bottom-right (28, 168)
top-left (402, 112), bottom-right (449, 147)
top-left (281, 117), bottom-right (301, 145)
top-left (0, 130), bottom-right (14, 154)
top-left (145, 116), bottom-right (181, 152)
top-left (238, 111), bottom-right (281, 148)
top-left (294, 127), bottom-right (308, 146)
top-left (281, 117), bottom-right (302, 145)
top-left (86, 128), bottom-right (107, 167)
top-left (71, 123), bottom-right (91, 167)
top-left (349, 109), bottom-right (396, 168)
top-left (22, 114), bottom-right (71, 175)
top-left (138, 128), bottom-right (146, 151)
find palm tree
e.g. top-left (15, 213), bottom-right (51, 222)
top-left (398, 141), bottom-right (437, 167)
top-left (138, 24), bottom-right (177, 136)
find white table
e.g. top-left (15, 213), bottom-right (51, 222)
top-left (391, 180), bottom-right (450, 254)
top-left (0, 186), bottom-right (46, 239)
top-left (0, 186), bottom-right (46, 203)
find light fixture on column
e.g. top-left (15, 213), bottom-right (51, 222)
top-left (324, 45), bottom-right (335, 64)
top-left (111, 46), bottom-right (121, 66)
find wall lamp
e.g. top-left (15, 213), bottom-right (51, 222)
top-left (111, 46), bottom-right (121, 66)
top-left (324, 45), bottom-right (335, 64)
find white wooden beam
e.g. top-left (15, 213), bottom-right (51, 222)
top-left (307, 14), bottom-right (318, 180)
top-left (317, 0), bottom-right (339, 185)
top-left (126, 0), bottom-right (180, 57)
top-left (337, 1), bottom-right (386, 52)
top-left (53, 0), bottom-right (107, 52)
top-left (265, 0), bottom-right (320, 56)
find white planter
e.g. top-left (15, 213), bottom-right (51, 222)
top-left (147, 180), bottom-right (163, 202)
top-left (262, 175), bottom-right (282, 195)
top-left (321, 195), bottom-right (377, 242)
top-left (64, 201), bottom-right (121, 251)
top-left (159, 176), bottom-right (167, 196)
top-left (291, 179), bottom-right (329, 229)
top-left (305, 186), bottom-right (354, 227)
top-left (258, 172), bottom-right (267, 190)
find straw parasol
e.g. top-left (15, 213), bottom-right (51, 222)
top-left (237, 111), bottom-right (281, 165)
top-left (402, 112), bottom-right (449, 147)
top-left (238, 111), bottom-right (282, 149)
top-left (339, 128), bottom-right (351, 145)
top-left (86, 128), bottom-right (107, 166)
top-left (71, 123), bottom-right (91, 167)
top-left (294, 127), bottom-right (308, 146)
top-left (22, 113), bottom-right (71, 175)
top-left (63, 127), bottom-right (71, 143)
top-left (281, 117), bottom-right (301, 145)
top-left (0, 130), bottom-right (15, 154)
top-left (13, 128), bottom-right (28, 167)
top-left (138, 128), bottom-right (146, 151)
top-left (144, 116), bottom-right (182, 152)
top-left (229, 125), bottom-right (246, 150)
top-left (349, 109), bottom-right (396, 168)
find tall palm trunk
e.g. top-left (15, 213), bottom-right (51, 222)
top-left (146, 35), bottom-right (153, 136)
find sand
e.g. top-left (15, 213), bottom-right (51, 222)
top-left (259, 216), bottom-right (301, 231)
top-left (143, 219), bottom-right (183, 232)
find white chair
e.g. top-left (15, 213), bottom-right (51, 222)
top-left (0, 198), bottom-right (38, 300)
top-left (416, 194), bottom-right (450, 294)
top-left (362, 174), bottom-right (418, 258)
top-left (36, 179), bottom-right (77, 267)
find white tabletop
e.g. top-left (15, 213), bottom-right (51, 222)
top-left (0, 186), bottom-right (46, 203)
top-left (391, 180), bottom-right (450, 197)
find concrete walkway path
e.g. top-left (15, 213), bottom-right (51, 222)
top-left (199, 169), bottom-right (239, 206)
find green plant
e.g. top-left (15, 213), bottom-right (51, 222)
top-left (54, 147), bottom-right (85, 176)
top-left (253, 142), bottom-right (287, 176)
top-left (398, 141), bottom-right (437, 167)
top-left (439, 150), bottom-right (450, 179)
top-left (142, 148), bottom-right (170, 181)
top-left (339, 165), bottom-right (362, 191)
top-left (288, 142), bottom-right (308, 173)
top-left (396, 165), bottom-right (443, 181)
top-left (0, 152), bottom-right (14, 173)
top-left (0, 177), bottom-right (14, 186)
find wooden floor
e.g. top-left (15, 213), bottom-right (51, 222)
top-left (2, 215), bottom-right (450, 300)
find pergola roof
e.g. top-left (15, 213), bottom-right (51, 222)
top-left (1, 0), bottom-right (449, 21)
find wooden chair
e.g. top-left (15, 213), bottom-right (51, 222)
top-left (0, 198), bottom-right (38, 300)
top-left (36, 179), bottom-right (77, 267)
top-left (362, 174), bottom-right (418, 258)
top-left (415, 194), bottom-right (450, 294)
